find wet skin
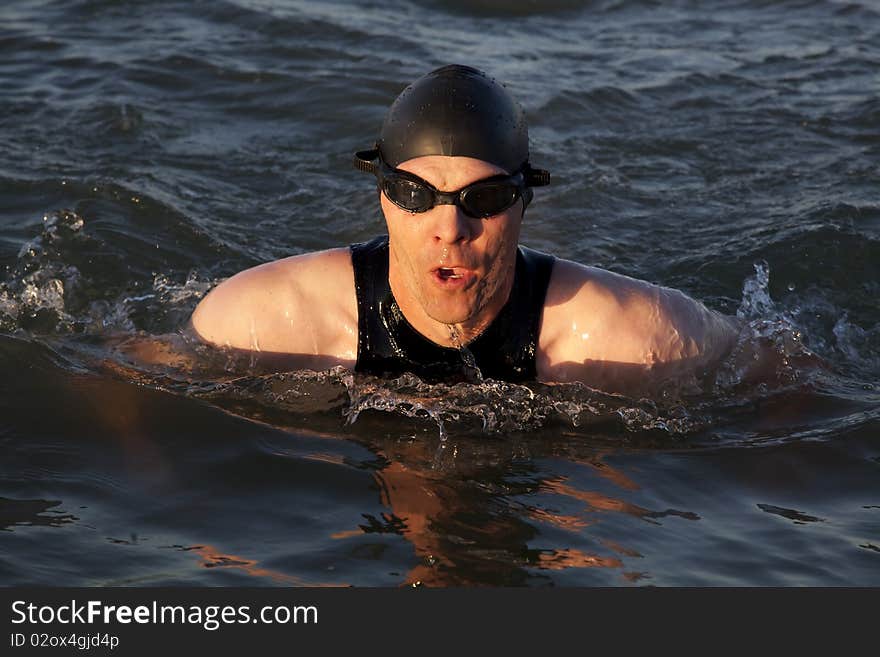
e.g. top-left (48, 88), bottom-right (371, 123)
top-left (188, 155), bottom-right (742, 394)
top-left (383, 155), bottom-right (523, 347)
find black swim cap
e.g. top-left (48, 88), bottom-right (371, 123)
top-left (378, 65), bottom-right (531, 173)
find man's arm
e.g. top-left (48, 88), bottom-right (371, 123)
top-left (190, 248), bottom-right (358, 367)
top-left (537, 259), bottom-right (741, 393)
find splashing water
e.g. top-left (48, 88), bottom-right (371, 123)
top-left (0, 209), bottom-right (215, 336)
top-left (183, 364), bottom-right (712, 442)
top-left (737, 260), bottom-right (774, 320)
top-left (447, 323), bottom-right (484, 384)
top-left (713, 260), bottom-right (824, 394)
top-left (0, 209), bottom-right (868, 443)
top-left (1, 210), bottom-right (85, 333)
top-left (172, 259), bottom-right (837, 442)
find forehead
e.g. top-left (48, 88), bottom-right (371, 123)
top-left (396, 155), bottom-right (507, 189)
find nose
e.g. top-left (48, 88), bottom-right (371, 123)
top-left (431, 203), bottom-right (473, 245)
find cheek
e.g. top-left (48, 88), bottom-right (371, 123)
top-left (383, 198), bottom-right (428, 282)
top-left (483, 212), bottom-right (522, 265)
top-left (473, 214), bottom-right (521, 302)
top-left (383, 198), bottom-right (415, 248)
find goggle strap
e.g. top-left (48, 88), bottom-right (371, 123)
top-left (523, 165), bottom-right (550, 187)
top-left (355, 149), bottom-right (551, 187)
top-left (353, 148), bottom-right (380, 174)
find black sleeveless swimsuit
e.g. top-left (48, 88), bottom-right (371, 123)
top-left (350, 235), bottom-right (555, 383)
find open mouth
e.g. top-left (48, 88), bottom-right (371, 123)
top-left (437, 267), bottom-right (463, 280)
top-left (431, 266), bottom-right (475, 288)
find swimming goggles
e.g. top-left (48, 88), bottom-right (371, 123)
top-left (354, 148), bottom-right (550, 219)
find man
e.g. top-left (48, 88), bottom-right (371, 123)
top-left (191, 65), bottom-right (740, 394)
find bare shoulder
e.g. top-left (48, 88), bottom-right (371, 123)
top-left (538, 258), bottom-right (740, 388)
top-left (191, 248), bottom-right (357, 360)
top-left (539, 258), bottom-right (663, 364)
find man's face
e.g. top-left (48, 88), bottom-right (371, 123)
top-left (382, 155), bottom-right (524, 328)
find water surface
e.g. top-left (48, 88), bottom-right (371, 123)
top-left (1, 0), bottom-right (878, 586)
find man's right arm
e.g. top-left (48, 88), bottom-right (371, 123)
top-left (190, 248), bottom-right (358, 365)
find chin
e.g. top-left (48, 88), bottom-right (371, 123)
top-left (427, 309), bottom-right (472, 326)
top-left (424, 299), bottom-right (476, 326)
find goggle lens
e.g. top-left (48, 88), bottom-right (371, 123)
top-left (384, 178), bottom-right (435, 212)
top-left (461, 182), bottom-right (520, 218)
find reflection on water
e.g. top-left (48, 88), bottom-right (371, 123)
top-left (178, 544), bottom-right (343, 587)
top-left (0, 328), bottom-right (878, 585)
top-left (0, 498), bottom-right (78, 531)
top-left (365, 445), bottom-right (656, 585)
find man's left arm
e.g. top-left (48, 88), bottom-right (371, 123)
top-left (538, 260), bottom-right (742, 393)
top-left (652, 284), bottom-right (742, 370)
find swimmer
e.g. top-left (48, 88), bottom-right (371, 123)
top-left (190, 65), bottom-right (741, 394)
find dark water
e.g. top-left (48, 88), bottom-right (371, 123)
top-left (1, 0), bottom-right (878, 586)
